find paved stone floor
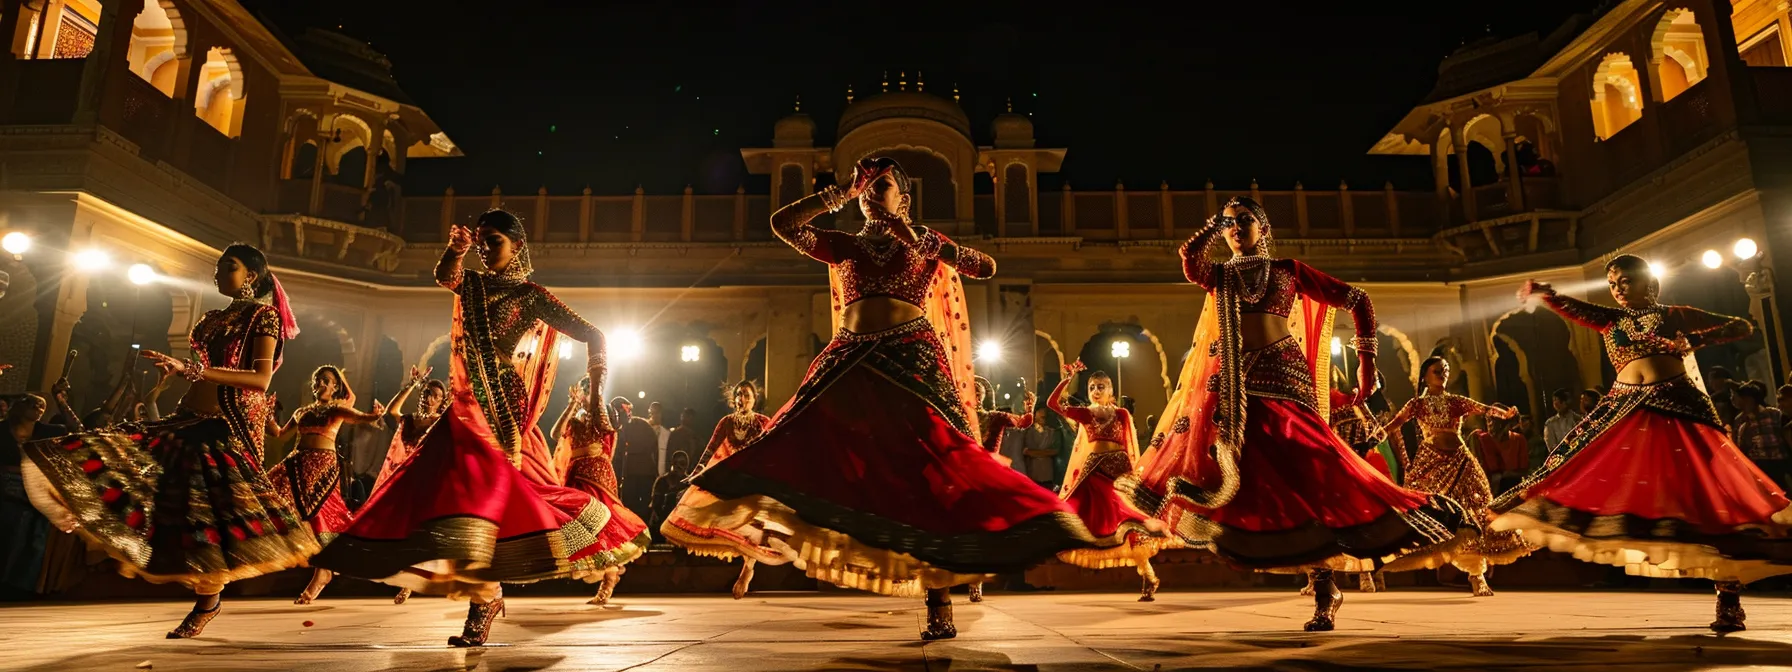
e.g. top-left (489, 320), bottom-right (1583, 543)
top-left (5, 590), bottom-right (1792, 670)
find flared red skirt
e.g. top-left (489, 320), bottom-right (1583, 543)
top-left (681, 319), bottom-right (1096, 595)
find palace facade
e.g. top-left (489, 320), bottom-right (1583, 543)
top-left (1, 0), bottom-right (1788, 472)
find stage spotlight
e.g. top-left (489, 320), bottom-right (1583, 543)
top-left (612, 328), bottom-right (643, 361)
top-left (1110, 340), bottom-right (1130, 359)
top-left (977, 340), bottom-right (1001, 362)
top-left (128, 263), bottom-right (157, 286)
top-left (72, 248), bottom-right (111, 273)
top-left (1648, 261), bottom-right (1666, 279)
top-left (2, 232), bottom-right (31, 257)
top-left (1702, 250), bottom-right (1723, 269)
top-left (1735, 238), bottom-right (1759, 261)
top-left (681, 345), bottom-right (701, 362)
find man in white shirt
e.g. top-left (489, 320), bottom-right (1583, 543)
top-left (647, 401), bottom-right (671, 475)
top-left (1543, 388), bottom-right (1584, 453)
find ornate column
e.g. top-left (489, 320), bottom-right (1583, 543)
top-left (1452, 121), bottom-right (1478, 222)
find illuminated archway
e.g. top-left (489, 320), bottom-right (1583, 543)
top-left (193, 47), bottom-right (245, 137)
top-left (1591, 53), bottom-right (1645, 140)
top-left (1651, 9), bottom-right (1708, 102)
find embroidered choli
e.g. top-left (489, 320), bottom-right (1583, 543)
top-left (1179, 230), bottom-right (1375, 338)
top-left (698, 412), bottom-right (771, 466)
top-left (189, 298), bottom-right (284, 461)
top-left (1542, 293), bottom-right (1753, 371)
top-left (775, 217), bottom-right (995, 307)
top-left (1048, 378), bottom-right (1132, 446)
top-left (293, 405), bottom-right (340, 440)
top-left (1390, 393), bottom-right (1492, 438)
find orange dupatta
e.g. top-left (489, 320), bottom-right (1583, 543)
top-left (1128, 261), bottom-right (1336, 530)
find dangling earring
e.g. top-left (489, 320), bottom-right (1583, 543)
top-left (237, 278), bottom-right (255, 301)
top-left (899, 195), bottom-right (912, 225)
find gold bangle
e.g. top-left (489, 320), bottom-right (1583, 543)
top-left (818, 185), bottom-right (848, 213)
top-left (1351, 336), bottom-right (1378, 355)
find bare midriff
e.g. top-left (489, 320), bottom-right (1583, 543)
top-left (842, 297), bottom-right (926, 334)
top-left (1239, 312), bottom-right (1294, 351)
top-left (1615, 354), bottom-right (1686, 385)
top-left (178, 382), bottom-right (224, 416)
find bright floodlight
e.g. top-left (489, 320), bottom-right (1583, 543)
top-left (1111, 340), bottom-right (1131, 359)
top-left (1330, 336), bottom-right (1343, 356)
top-left (71, 248), bottom-right (111, 273)
top-left (637, 390), bottom-right (646, 399)
top-left (1648, 261), bottom-right (1666, 279)
top-left (1702, 250), bottom-right (1723, 269)
top-left (1, 232), bottom-right (30, 256)
top-left (680, 345), bottom-right (701, 362)
top-left (558, 340), bottom-right (575, 360)
top-left (1735, 238), bottom-right (1759, 261)
top-left (127, 263), bottom-right (157, 286)
top-left (977, 340), bottom-right (1001, 362)
top-left (611, 328), bottom-right (643, 362)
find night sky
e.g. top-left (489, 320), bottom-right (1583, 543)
top-left (256, 1), bottom-right (1601, 197)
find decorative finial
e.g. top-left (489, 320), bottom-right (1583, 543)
top-left (846, 84), bottom-right (855, 104)
top-left (898, 71), bottom-right (908, 92)
top-left (793, 94), bottom-right (802, 113)
top-left (881, 71), bottom-right (888, 93)
top-left (952, 83), bottom-right (960, 102)
top-left (918, 71), bottom-right (925, 92)
top-left (1006, 97), bottom-right (1013, 113)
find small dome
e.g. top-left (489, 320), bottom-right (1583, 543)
top-left (992, 111), bottom-right (1034, 149)
top-left (774, 112), bottom-right (815, 148)
top-left (838, 91), bottom-right (972, 140)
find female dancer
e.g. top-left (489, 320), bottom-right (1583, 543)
top-left (1126, 198), bottom-right (1468, 631)
top-left (1048, 361), bottom-right (1169, 601)
top-left (676, 157), bottom-right (1094, 640)
top-left (1383, 357), bottom-right (1530, 597)
top-left (376, 366), bottom-right (441, 489)
top-left (313, 210), bottom-right (651, 646)
top-left (1499, 255), bottom-right (1792, 631)
top-left (965, 377), bottom-right (1035, 602)
top-left (550, 377), bottom-right (649, 606)
top-left (660, 380), bottom-right (774, 600)
top-left (362, 366), bottom-right (442, 605)
top-left (19, 244), bottom-right (315, 637)
top-left (267, 365), bottom-right (385, 604)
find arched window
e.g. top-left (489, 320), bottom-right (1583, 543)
top-left (1651, 9), bottom-right (1708, 102)
top-left (1591, 53), bottom-right (1644, 140)
top-left (193, 47), bottom-right (244, 138)
top-left (125, 1), bottom-right (183, 96)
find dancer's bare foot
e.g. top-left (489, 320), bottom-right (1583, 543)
top-left (732, 560), bottom-right (755, 600)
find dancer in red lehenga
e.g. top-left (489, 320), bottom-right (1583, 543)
top-left (19, 244), bottom-right (315, 638)
top-left (1048, 361), bottom-right (1170, 601)
top-left (1499, 255), bottom-right (1792, 632)
top-left (313, 210), bottom-right (650, 647)
top-left (964, 377), bottom-right (1035, 602)
top-left (1383, 357), bottom-right (1534, 597)
top-left (1122, 197), bottom-right (1469, 631)
top-left (266, 365), bottom-right (385, 604)
top-left (548, 377), bottom-right (649, 606)
top-left (660, 380), bottom-right (774, 600)
top-left (675, 158), bottom-right (1095, 640)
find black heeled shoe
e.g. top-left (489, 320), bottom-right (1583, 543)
top-left (447, 598), bottom-right (506, 647)
top-left (1303, 570), bottom-right (1342, 632)
top-left (921, 591), bottom-right (957, 641)
top-left (1711, 581), bottom-right (1746, 633)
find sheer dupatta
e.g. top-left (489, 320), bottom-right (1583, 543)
top-left (450, 273), bottom-right (563, 486)
top-left (827, 262), bottom-right (981, 443)
top-left (1126, 267), bottom-right (1337, 518)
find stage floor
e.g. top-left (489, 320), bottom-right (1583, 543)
top-left (5, 590), bottom-right (1790, 670)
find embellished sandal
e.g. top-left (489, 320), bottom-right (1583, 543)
top-left (166, 604), bottom-right (221, 639)
top-left (447, 598), bottom-right (506, 647)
